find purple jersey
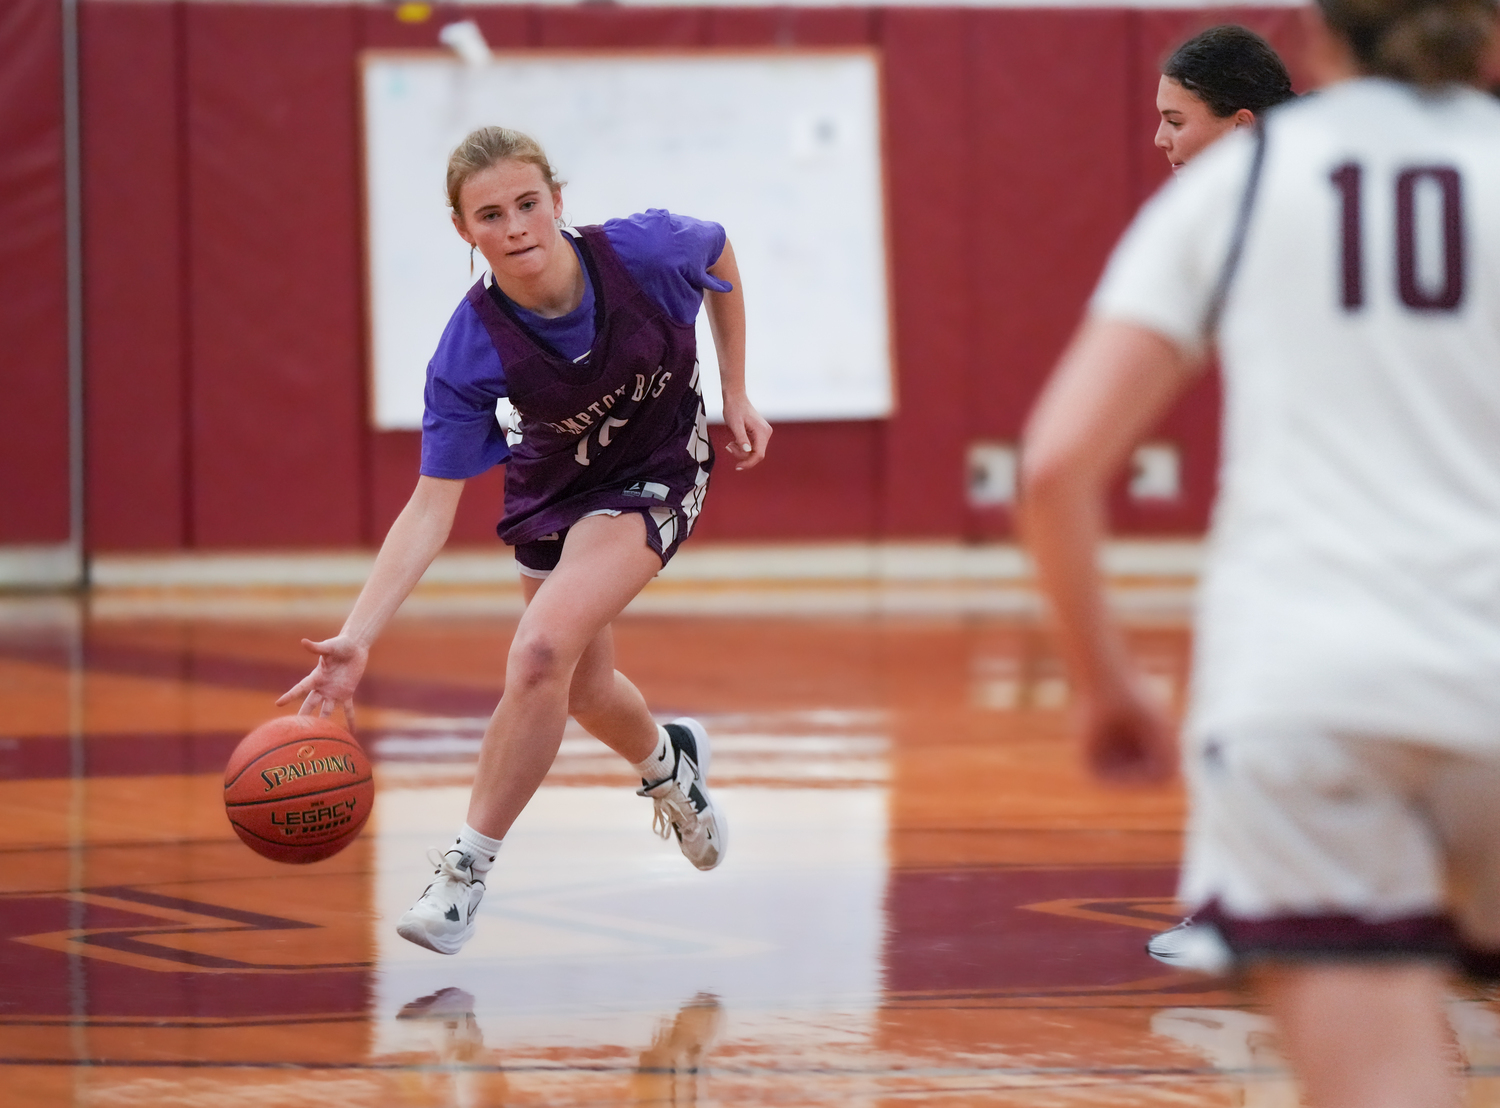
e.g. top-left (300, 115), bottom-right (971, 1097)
top-left (463, 224), bottom-right (714, 560)
top-left (420, 210), bottom-right (727, 480)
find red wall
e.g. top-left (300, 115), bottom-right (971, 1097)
top-left (67, 3), bottom-right (1311, 552)
top-left (1, 0), bottom-right (71, 544)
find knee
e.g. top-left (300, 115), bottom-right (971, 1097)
top-left (506, 632), bottom-right (571, 692)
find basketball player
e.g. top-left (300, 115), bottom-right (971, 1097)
top-left (1146, 24), bottom-right (1295, 968)
top-left (1020, 0), bottom-right (1500, 1101)
top-left (1155, 25), bottom-right (1295, 171)
top-left (279, 127), bottom-right (771, 955)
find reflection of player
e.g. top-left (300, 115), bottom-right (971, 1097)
top-left (393, 987), bottom-right (498, 1107)
top-left (391, 988), bottom-right (723, 1105)
top-left (631, 992), bottom-right (725, 1105)
top-left (1151, 1007), bottom-right (1298, 1108)
top-left (1154, 26), bottom-right (1295, 171)
top-left (280, 127), bottom-right (771, 955)
top-left (1147, 26), bottom-right (1296, 970)
top-left (1022, 0), bottom-right (1500, 1103)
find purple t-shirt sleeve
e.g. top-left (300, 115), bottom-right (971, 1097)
top-left (603, 210), bottom-right (731, 326)
top-left (420, 298), bottom-right (512, 479)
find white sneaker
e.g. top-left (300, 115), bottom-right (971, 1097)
top-left (1146, 917), bottom-right (1233, 973)
top-left (639, 718), bottom-right (725, 871)
top-left (396, 849), bottom-right (485, 955)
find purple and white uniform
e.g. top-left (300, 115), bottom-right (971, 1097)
top-left (420, 210), bottom-right (725, 574)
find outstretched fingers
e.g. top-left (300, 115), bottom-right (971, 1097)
top-left (276, 669), bottom-right (319, 708)
top-left (276, 636), bottom-right (363, 731)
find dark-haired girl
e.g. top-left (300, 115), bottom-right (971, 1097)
top-left (1156, 24), bottom-right (1296, 169)
top-left (1145, 24), bottom-right (1297, 968)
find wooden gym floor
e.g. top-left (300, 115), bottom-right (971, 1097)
top-left (4, 588), bottom-right (1500, 1106)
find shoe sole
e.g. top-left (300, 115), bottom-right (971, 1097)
top-left (671, 716), bottom-right (726, 871)
top-left (1146, 947), bottom-right (1194, 966)
top-left (1145, 920), bottom-right (1194, 965)
top-left (396, 916), bottom-right (474, 956)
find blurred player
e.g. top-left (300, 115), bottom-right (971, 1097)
top-left (280, 127), bottom-right (771, 954)
top-left (1146, 23), bottom-right (1295, 968)
top-left (1155, 24), bottom-right (1296, 171)
top-left (1021, 0), bottom-right (1500, 1102)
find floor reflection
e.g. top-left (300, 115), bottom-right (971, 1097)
top-left (389, 987), bottom-right (498, 1107)
top-left (4, 597), bottom-right (1498, 1104)
top-left (633, 992), bottom-right (723, 1105)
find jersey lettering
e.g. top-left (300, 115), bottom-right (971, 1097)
top-left (1330, 162), bottom-right (1364, 310)
top-left (575, 416), bottom-right (631, 466)
top-left (1331, 161), bottom-right (1465, 313)
top-left (1396, 167), bottom-right (1464, 310)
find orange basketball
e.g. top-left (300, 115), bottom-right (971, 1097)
top-left (224, 715), bottom-right (374, 864)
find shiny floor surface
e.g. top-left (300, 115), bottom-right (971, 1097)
top-left (5, 596), bottom-right (1499, 1106)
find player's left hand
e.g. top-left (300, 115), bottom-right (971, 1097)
top-left (722, 393), bottom-right (772, 471)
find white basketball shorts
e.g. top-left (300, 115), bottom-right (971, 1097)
top-left (1180, 724), bottom-right (1500, 976)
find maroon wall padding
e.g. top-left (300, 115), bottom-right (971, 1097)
top-left (361, 3), bottom-right (531, 50)
top-left (368, 431), bottom-right (507, 544)
top-left (535, 7), bottom-right (710, 48)
top-left (81, 2), bottom-right (186, 549)
top-left (694, 422), bottom-right (883, 540)
top-left (182, 3), bottom-right (366, 547)
top-left (879, 9), bottom-right (974, 538)
top-left (706, 6), bottom-right (878, 44)
top-left (64, 3), bottom-right (1309, 551)
top-left (967, 10), bottom-right (1137, 538)
top-left (0, 0), bottom-right (70, 544)
top-left (368, 431), bottom-right (421, 543)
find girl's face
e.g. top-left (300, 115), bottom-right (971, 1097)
top-left (1154, 76), bottom-right (1244, 170)
top-left (453, 159), bottom-right (564, 281)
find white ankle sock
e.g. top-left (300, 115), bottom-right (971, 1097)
top-left (453, 825), bottom-right (502, 875)
top-left (631, 725), bottom-right (676, 785)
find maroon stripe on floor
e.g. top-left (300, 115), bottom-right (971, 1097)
top-left (0, 639), bottom-right (501, 715)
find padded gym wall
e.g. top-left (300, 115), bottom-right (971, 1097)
top-left (71, 3), bottom-right (1308, 552)
top-left (81, 1), bottom-right (185, 549)
top-left (1, 0), bottom-right (70, 544)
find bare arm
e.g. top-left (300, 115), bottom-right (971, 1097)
top-left (1018, 318), bottom-right (1200, 782)
top-left (705, 238), bottom-right (772, 470)
top-left (277, 475), bottom-right (465, 727)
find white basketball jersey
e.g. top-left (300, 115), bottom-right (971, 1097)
top-left (1094, 78), bottom-right (1500, 750)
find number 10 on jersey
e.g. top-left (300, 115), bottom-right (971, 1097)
top-left (1330, 161), bottom-right (1465, 312)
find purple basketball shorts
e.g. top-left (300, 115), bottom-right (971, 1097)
top-left (512, 503), bottom-right (688, 580)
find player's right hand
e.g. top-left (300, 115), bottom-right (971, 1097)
top-left (276, 635), bottom-right (368, 732)
top-left (1076, 681), bottom-right (1177, 785)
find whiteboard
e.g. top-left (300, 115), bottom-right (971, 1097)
top-left (362, 51), bottom-right (892, 429)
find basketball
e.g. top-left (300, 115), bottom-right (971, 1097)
top-left (224, 715), bottom-right (374, 864)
